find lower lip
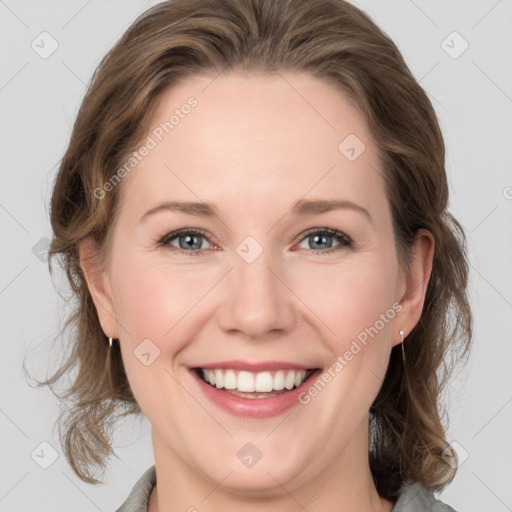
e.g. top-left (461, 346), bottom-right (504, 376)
top-left (190, 369), bottom-right (321, 419)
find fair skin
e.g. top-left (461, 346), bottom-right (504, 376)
top-left (80, 71), bottom-right (434, 511)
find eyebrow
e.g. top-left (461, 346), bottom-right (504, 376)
top-left (140, 198), bottom-right (372, 223)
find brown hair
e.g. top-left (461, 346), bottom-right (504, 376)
top-left (30, 0), bottom-right (471, 499)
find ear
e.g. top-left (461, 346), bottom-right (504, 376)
top-left (79, 237), bottom-right (119, 339)
top-left (393, 228), bottom-right (435, 346)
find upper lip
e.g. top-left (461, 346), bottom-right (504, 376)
top-left (190, 360), bottom-right (318, 372)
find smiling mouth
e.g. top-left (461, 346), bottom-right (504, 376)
top-left (193, 367), bottom-right (318, 399)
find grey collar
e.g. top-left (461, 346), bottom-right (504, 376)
top-left (115, 466), bottom-right (457, 512)
top-left (392, 481), bottom-right (457, 511)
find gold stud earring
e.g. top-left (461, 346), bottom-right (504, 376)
top-left (109, 337), bottom-right (113, 348)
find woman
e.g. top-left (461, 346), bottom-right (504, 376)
top-left (42, 0), bottom-right (471, 510)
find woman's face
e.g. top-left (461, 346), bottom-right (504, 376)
top-left (86, 71), bottom-right (428, 495)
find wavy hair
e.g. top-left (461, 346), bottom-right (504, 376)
top-left (29, 0), bottom-right (471, 499)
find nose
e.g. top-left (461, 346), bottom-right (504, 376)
top-left (217, 250), bottom-right (297, 341)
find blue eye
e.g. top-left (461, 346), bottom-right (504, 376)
top-left (158, 227), bottom-right (353, 255)
top-left (296, 228), bottom-right (353, 253)
top-left (158, 229), bottom-right (214, 254)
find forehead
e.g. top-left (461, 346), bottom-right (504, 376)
top-left (118, 71), bottom-right (386, 221)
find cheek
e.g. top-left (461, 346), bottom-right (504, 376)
top-left (299, 257), bottom-right (397, 337)
top-left (300, 253), bottom-right (399, 396)
top-left (110, 254), bottom-right (195, 412)
top-left (111, 251), bottom-right (205, 340)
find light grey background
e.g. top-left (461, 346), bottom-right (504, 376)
top-left (1, 1), bottom-right (511, 511)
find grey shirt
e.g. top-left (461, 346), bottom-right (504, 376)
top-left (115, 465), bottom-right (457, 512)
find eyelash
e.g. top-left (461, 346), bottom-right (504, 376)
top-left (157, 227), bottom-right (354, 256)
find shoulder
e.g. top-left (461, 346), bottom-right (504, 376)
top-left (115, 465), bottom-right (156, 512)
top-left (392, 482), bottom-right (458, 512)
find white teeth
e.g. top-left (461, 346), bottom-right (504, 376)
top-left (254, 371), bottom-right (273, 392)
top-left (200, 368), bottom-right (309, 393)
top-left (285, 371), bottom-right (295, 390)
top-left (214, 369), bottom-right (224, 389)
top-left (223, 369), bottom-right (237, 389)
top-left (273, 370), bottom-right (285, 390)
top-left (237, 371), bottom-right (254, 392)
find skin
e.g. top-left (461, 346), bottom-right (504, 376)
top-left (80, 71), bottom-right (434, 511)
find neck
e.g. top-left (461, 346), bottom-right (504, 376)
top-left (148, 424), bottom-right (394, 512)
